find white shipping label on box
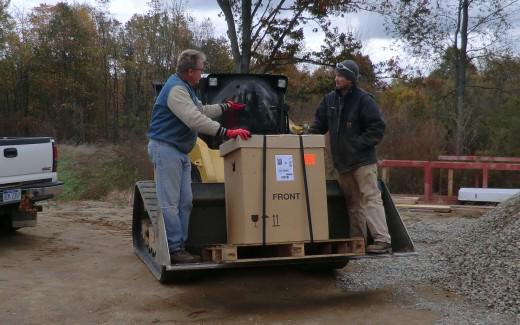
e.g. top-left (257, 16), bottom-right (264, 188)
top-left (275, 155), bottom-right (294, 181)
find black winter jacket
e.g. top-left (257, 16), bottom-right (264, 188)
top-left (309, 86), bottom-right (385, 172)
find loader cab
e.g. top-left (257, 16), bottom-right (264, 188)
top-left (153, 73), bottom-right (290, 149)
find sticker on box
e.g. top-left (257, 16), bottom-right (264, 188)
top-left (275, 155), bottom-right (294, 181)
top-left (304, 153), bottom-right (316, 165)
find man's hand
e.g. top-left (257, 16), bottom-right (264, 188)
top-left (224, 100), bottom-right (247, 111)
top-left (226, 128), bottom-right (251, 140)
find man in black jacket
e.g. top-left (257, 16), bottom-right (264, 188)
top-left (309, 59), bottom-right (391, 253)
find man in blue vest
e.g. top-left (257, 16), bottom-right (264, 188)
top-left (147, 49), bottom-right (251, 264)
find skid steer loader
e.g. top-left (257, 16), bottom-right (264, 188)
top-left (132, 73), bottom-right (415, 282)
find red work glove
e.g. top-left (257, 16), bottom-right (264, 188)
top-left (224, 99), bottom-right (247, 111)
top-left (226, 128), bottom-right (251, 140)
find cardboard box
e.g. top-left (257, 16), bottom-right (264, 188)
top-left (219, 134), bottom-right (329, 245)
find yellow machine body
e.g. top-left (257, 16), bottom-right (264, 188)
top-left (188, 138), bottom-right (225, 183)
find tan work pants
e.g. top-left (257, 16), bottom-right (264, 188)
top-left (337, 163), bottom-right (391, 244)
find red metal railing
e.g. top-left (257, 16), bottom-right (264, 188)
top-left (379, 156), bottom-right (520, 203)
top-left (438, 155), bottom-right (520, 163)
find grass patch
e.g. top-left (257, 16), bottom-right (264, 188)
top-left (56, 142), bottom-right (153, 201)
top-left (56, 150), bottom-right (87, 200)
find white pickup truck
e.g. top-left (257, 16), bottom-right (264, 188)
top-left (0, 137), bottom-right (64, 232)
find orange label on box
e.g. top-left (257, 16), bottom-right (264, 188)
top-left (304, 153), bottom-right (316, 165)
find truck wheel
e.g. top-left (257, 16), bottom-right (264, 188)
top-left (0, 213), bottom-right (17, 234)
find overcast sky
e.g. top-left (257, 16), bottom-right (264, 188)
top-left (8, 0), bottom-right (403, 66)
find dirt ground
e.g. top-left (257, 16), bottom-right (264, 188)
top-left (0, 200), bottom-right (486, 324)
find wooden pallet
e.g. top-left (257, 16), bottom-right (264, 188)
top-left (202, 238), bottom-right (365, 263)
top-left (396, 204), bottom-right (452, 213)
top-left (392, 196), bottom-right (420, 205)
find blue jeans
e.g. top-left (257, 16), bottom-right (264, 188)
top-left (147, 139), bottom-right (193, 253)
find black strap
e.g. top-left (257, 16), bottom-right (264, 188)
top-left (299, 135), bottom-right (314, 243)
top-left (262, 135), bottom-right (267, 246)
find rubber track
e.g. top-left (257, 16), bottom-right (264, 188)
top-left (136, 181), bottom-right (159, 226)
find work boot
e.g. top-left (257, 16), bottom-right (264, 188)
top-left (366, 241), bottom-right (392, 254)
top-left (170, 250), bottom-right (200, 264)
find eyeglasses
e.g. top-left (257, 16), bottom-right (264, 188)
top-left (335, 62), bottom-right (355, 75)
top-left (191, 67), bottom-right (204, 72)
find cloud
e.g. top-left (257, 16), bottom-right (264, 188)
top-left (186, 0), bottom-right (219, 11)
top-left (185, 7), bottom-right (227, 35)
top-left (363, 38), bottom-right (401, 63)
top-left (338, 11), bottom-right (390, 41)
top-left (106, 0), bottom-right (147, 22)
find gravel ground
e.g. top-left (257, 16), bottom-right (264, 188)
top-left (338, 196), bottom-right (520, 324)
top-left (437, 194), bottom-right (520, 316)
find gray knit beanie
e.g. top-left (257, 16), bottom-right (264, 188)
top-left (335, 60), bottom-right (359, 82)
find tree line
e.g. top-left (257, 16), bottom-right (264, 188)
top-left (0, 0), bottom-right (233, 143)
top-left (1, 0), bottom-right (519, 162)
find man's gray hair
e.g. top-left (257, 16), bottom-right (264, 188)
top-left (176, 49), bottom-right (206, 74)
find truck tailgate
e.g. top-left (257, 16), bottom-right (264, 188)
top-left (0, 138), bottom-right (54, 180)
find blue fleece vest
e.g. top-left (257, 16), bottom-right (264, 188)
top-left (147, 74), bottom-right (199, 154)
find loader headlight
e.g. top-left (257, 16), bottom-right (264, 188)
top-left (277, 79), bottom-right (287, 89)
top-left (209, 77), bottom-right (218, 87)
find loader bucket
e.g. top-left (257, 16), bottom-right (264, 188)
top-left (132, 179), bottom-right (415, 282)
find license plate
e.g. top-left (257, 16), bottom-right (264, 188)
top-left (3, 189), bottom-right (21, 203)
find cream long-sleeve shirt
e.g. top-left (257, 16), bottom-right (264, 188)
top-left (167, 85), bottom-right (227, 137)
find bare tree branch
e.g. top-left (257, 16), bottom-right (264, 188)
top-left (251, 0), bottom-right (270, 31)
top-left (241, 0), bottom-right (252, 72)
top-left (217, 0), bottom-right (241, 68)
top-left (454, 0), bottom-right (462, 49)
top-left (251, 0), bottom-right (263, 17)
top-left (251, 0), bottom-right (283, 45)
top-left (468, 0), bottom-right (519, 32)
top-left (262, 1), bottom-right (313, 71)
